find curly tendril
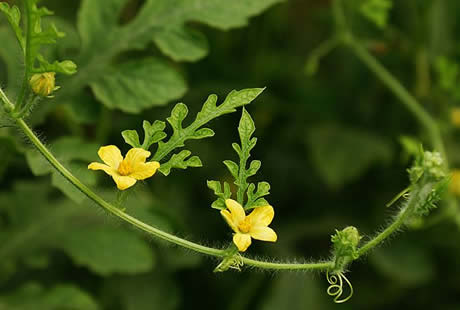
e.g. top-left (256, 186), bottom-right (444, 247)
top-left (326, 271), bottom-right (354, 303)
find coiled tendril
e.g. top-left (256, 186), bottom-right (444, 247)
top-left (326, 271), bottom-right (354, 303)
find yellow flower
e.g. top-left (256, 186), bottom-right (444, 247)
top-left (88, 145), bottom-right (160, 190)
top-left (220, 199), bottom-right (277, 252)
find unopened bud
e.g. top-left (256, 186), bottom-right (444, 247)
top-left (422, 151), bottom-right (446, 180)
top-left (30, 72), bottom-right (56, 97)
top-left (331, 226), bottom-right (361, 260)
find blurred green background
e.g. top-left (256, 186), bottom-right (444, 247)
top-left (2, 0), bottom-right (460, 309)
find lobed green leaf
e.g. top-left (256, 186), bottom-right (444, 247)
top-left (360, 0), bottom-right (393, 29)
top-left (158, 150), bottom-right (203, 176)
top-left (210, 108), bottom-right (271, 209)
top-left (0, 2), bottom-right (25, 50)
top-left (122, 130), bottom-right (142, 148)
top-left (207, 180), bottom-right (231, 210)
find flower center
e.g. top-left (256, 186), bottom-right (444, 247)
top-left (118, 159), bottom-right (133, 176)
top-left (238, 218), bottom-right (251, 233)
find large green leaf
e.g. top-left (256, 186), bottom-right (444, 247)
top-left (55, 0), bottom-right (282, 114)
top-left (25, 136), bottom-right (99, 203)
top-left (307, 124), bottom-right (393, 189)
top-left (0, 27), bottom-right (23, 93)
top-left (56, 227), bottom-right (155, 276)
top-left (90, 58), bottom-right (186, 113)
top-left (153, 26), bottom-right (209, 62)
top-left (0, 182), bottom-right (163, 279)
top-left (0, 283), bottom-right (99, 310)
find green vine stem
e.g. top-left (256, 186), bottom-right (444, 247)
top-left (0, 87), bottom-right (445, 274)
top-left (330, 0), bottom-right (459, 230)
top-left (1, 87), bottom-right (333, 271)
top-left (332, 0), bottom-right (446, 163)
top-left (345, 39), bottom-right (446, 164)
top-left (357, 183), bottom-right (429, 257)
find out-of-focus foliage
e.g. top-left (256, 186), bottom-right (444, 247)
top-left (2, 0), bottom-right (460, 309)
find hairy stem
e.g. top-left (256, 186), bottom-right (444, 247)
top-left (1, 98), bottom-right (331, 271)
top-left (0, 88), bottom-right (442, 272)
top-left (357, 182), bottom-right (434, 257)
top-left (0, 87), bottom-right (15, 113)
top-left (345, 39), bottom-right (446, 163)
top-left (331, 0), bottom-right (446, 166)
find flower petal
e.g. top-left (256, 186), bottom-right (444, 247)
top-left (247, 205), bottom-right (274, 227)
top-left (112, 175), bottom-right (137, 190)
top-left (130, 161), bottom-right (160, 180)
top-left (98, 145), bottom-right (123, 169)
top-left (125, 148), bottom-right (151, 166)
top-left (88, 162), bottom-right (117, 177)
top-left (225, 199), bottom-right (245, 224)
top-left (233, 233), bottom-right (252, 252)
top-left (221, 209), bottom-right (238, 232)
top-left (250, 226), bottom-right (277, 242)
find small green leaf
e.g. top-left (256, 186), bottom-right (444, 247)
top-left (246, 181), bottom-right (271, 209)
top-left (158, 150), bottom-right (202, 176)
top-left (360, 0), bottom-right (393, 29)
top-left (167, 103), bottom-right (189, 131)
top-left (212, 109), bottom-right (270, 209)
top-left (207, 180), bottom-right (222, 195)
top-left (207, 180), bottom-right (231, 210)
top-left (142, 120), bottom-right (167, 149)
top-left (0, 2), bottom-right (25, 50)
top-left (434, 56), bottom-right (460, 96)
top-left (192, 128), bottom-right (215, 139)
top-left (232, 143), bottom-right (242, 156)
top-left (223, 182), bottom-right (231, 198)
top-left (238, 108), bottom-right (256, 144)
top-left (36, 55), bottom-right (77, 74)
top-left (122, 130), bottom-right (141, 148)
top-left (25, 0), bottom-right (76, 76)
top-left (223, 160), bottom-right (239, 179)
top-left (211, 200), bottom-right (226, 210)
top-left (247, 160), bottom-right (261, 176)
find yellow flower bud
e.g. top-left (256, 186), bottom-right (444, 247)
top-left (29, 72), bottom-right (56, 97)
top-left (451, 108), bottom-right (460, 127)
